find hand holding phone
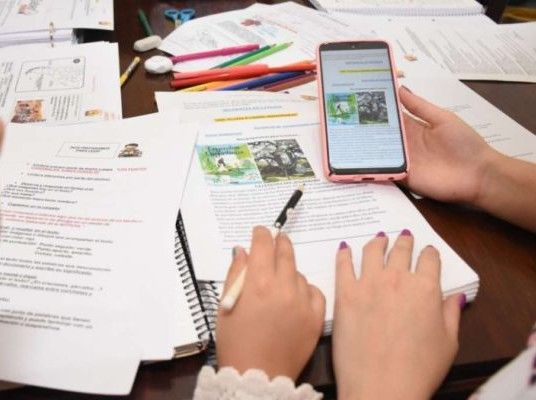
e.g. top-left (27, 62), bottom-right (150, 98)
top-left (317, 41), bottom-right (408, 182)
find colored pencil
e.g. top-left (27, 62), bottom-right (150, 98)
top-left (170, 63), bottom-right (316, 89)
top-left (180, 79), bottom-right (247, 92)
top-left (263, 72), bottom-right (317, 92)
top-left (227, 42), bottom-right (293, 67)
top-left (217, 72), bottom-right (305, 91)
top-left (137, 9), bottom-right (153, 37)
top-left (211, 44), bottom-right (273, 69)
top-left (170, 44), bottom-right (259, 64)
top-left (172, 61), bottom-right (315, 80)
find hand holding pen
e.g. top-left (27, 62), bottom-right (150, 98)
top-left (216, 225), bottom-right (325, 380)
top-left (220, 184), bottom-right (305, 310)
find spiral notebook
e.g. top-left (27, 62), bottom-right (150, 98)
top-left (172, 223), bottom-right (215, 358)
top-left (308, 0), bottom-right (485, 16)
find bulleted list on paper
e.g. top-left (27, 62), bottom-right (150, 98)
top-left (0, 114), bottom-right (198, 393)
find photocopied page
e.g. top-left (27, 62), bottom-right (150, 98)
top-left (402, 74), bottom-right (536, 162)
top-left (159, 1), bottom-right (372, 72)
top-left (180, 116), bottom-right (479, 302)
top-left (0, 0), bottom-right (114, 33)
top-left (379, 21), bottom-right (536, 82)
top-left (0, 113), bottom-right (199, 393)
top-left (0, 42), bottom-right (122, 126)
top-left (155, 90), bottom-right (318, 121)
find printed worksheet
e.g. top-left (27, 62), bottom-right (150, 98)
top-left (0, 0), bottom-right (114, 33)
top-left (0, 113), bottom-right (198, 393)
top-left (160, 2), bottom-right (373, 72)
top-left (155, 90), bottom-right (318, 121)
top-left (180, 115), bottom-right (479, 307)
top-left (402, 74), bottom-right (536, 162)
top-left (374, 19), bottom-right (536, 82)
top-left (0, 41), bottom-right (121, 125)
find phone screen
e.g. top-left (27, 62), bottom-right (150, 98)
top-left (319, 42), bottom-right (406, 175)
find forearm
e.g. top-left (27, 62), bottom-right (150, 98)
top-left (476, 152), bottom-right (536, 232)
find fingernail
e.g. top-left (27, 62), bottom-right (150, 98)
top-left (376, 231), bottom-right (386, 237)
top-left (459, 293), bottom-right (467, 309)
top-left (400, 229), bottom-right (412, 236)
top-left (401, 85), bottom-right (413, 93)
top-left (232, 246), bottom-right (239, 258)
top-left (339, 241), bottom-right (348, 250)
top-left (425, 244), bottom-right (436, 251)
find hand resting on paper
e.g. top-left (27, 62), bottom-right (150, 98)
top-left (400, 87), bottom-right (536, 232)
top-left (332, 231), bottom-right (463, 400)
top-left (216, 226), bottom-right (326, 380)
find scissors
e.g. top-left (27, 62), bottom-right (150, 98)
top-left (164, 8), bottom-right (195, 27)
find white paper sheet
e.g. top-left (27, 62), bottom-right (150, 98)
top-left (155, 90), bottom-right (318, 121)
top-left (180, 114), bottom-right (479, 306)
top-left (377, 20), bottom-right (536, 82)
top-left (0, 0), bottom-right (114, 33)
top-left (0, 113), bottom-right (199, 392)
top-left (0, 42), bottom-right (121, 126)
top-left (160, 2), bottom-right (372, 72)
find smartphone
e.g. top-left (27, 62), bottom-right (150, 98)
top-left (317, 40), bottom-right (408, 182)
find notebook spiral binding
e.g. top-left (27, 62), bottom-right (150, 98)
top-left (174, 212), bottom-right (217, 361)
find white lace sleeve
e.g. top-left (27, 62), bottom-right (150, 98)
top-left (193, 366), bottom-right (323, 400)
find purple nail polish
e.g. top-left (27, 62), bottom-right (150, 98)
top-left (376, 231), bottom-right (386, 237)
top-left (401, 229), bottom-right (412, 236)
top-left (339, 241), bottom-right (348, 250)
top-left (459, 293), bottom-right (467, 309)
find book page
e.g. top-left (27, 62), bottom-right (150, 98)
top-left (0, 113), bottom-right (198, 392)
top-left (0, 42), bottom-right (121, 126)
top-left (0, 0), bottom-right (114, 33)
top-left (181, 115), bottom-right (479, 304)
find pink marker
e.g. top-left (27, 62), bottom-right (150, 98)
top-left (170, 44), bottom-right (260, 64)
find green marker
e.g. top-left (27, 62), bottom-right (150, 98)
top-left (212, 44), bottom-right (274, 69)
top-left (227, 42), bottom-right (293, 67)
top-left (138, 9), bottom-right (153, 37)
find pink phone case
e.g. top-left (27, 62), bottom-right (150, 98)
top-left (316, 40), bottom-right (409, 183)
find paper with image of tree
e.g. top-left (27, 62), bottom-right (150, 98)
top-left (326, 93), bottom-right (358, 125)
top-left (197, 144), bottom-right (262, 184)
top-left (248, 139), bottom-right (315, 183)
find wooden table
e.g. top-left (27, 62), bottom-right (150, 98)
top-left (6, 1), bottom-right (536, 399)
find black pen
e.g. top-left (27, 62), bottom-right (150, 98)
top-left (221, 184), bottom-right (305, 311)
top-left (274, 184), bottom-right (305, 231)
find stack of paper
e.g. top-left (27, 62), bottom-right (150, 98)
top-left (0, 113), bottom-right (199, 393)
top-left (154, 91), bottom-right (482, 336)
top-left (308, 0), bottom-right (485, 16)
top-left (0, 0), bottom-right (114, 48)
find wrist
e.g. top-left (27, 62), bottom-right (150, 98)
top-left (471, 148), bottom-right (505, 209)
top-left (337, 380), bottom-right (431, 400)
